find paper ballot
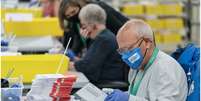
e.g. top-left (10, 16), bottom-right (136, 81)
top-left (76, 83), bottom-right (107, 101)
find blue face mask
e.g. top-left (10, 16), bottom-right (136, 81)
top-left (121, 48), bottom-right (144, 69)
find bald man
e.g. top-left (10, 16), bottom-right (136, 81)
top-left (104, 19), bottom-right (187, 101)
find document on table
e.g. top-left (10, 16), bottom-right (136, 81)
top-left (76, 83), bottom-right (107, 101)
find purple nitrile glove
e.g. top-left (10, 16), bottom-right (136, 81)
top-left (104, 89), bottom-right (129, 101)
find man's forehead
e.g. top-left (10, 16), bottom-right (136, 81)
top-left (117, 32), bottom-right (137, 48)
top-left (118, 21), bottom-right (137, 36)
top-left (117, 28), bottom-right (137, 41)
top-left (117, 27), bottom-right (139, 48)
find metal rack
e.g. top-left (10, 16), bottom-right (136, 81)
top-left (184, 0), bottom-right (200, 44)
top-left (108, 0), bottom-right (200, 52)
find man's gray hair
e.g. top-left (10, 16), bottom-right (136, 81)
top-left (79, 4), bottom-right (106, 24)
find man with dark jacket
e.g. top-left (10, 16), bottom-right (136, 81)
top-left (69, 4), bottom-right (125, 83)
top-left (59, 0), bottom-right (129, 54)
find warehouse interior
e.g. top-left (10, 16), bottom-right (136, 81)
top-left (1, 0), bottom-right (200, 101)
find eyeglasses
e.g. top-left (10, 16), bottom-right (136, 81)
top-left (117, 38), bottom-right (143, 54)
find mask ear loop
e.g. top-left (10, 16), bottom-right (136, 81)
top-left (139, 37), bottom-right (152, 59)
top-left (137, 38), bottom-right (144, 47)
top-left (139, 39), bottom-right (149, 69)
top-left (138, 47), bottom-right (148, 71)
top-left (153, 32), bottom-right (156, 46)
top-left (143, 48), bottom-right (148, 58)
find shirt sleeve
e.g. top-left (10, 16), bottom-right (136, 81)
top-left (74, 36), bottom-right (115, 82)
top-left (129, 95), bottom-right (148, 101)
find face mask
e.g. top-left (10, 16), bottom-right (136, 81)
top-left (66, 12), bottom-right (80, 22)
top-left (121, 48), bottom-right (144, 69)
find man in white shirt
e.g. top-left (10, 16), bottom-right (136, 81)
top-left (104, 19), bottom-right (188, 101)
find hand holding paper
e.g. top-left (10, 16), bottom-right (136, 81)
top-left (104, 89), bottom-right (129, 101)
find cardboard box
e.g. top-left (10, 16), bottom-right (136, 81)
top-left (146, 19), bottom-right (165, 30)
top-left (161, 33), bottom-right (182, 43)
top-left (1, 54), bottom-right (69, 83)
top-left (145, 4), bottom-right (162, 15)
top-left (164, 18), bottom-right (184, 30)
top-left (160, 3), bottom-right (183, 16)
top-left (122, 4), bottom-right (144, 15)
top-left (4, 18), bottom-right (63, 37)
top-left (1, 8), bottom-right (42, 19)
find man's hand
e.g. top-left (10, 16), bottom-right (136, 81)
top-left (80, 29), bottom-right (90, 38)
top-left (69, 62), bottom-right (78, 71)
top-left (104, 89), bottom-right (129, 101)
top-left (69, 62), bottom-right (75, 69)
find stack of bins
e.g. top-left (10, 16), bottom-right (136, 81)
top-left (49, 75), bottom-right (77, 101)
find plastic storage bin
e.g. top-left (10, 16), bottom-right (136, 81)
top-left (1, 77), bottom-right (23, 101)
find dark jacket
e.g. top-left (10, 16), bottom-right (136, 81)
top-left (74, 29), bottom-right (125, 83)
top-left (63, 1), bottom-right (129, 54)
top-left (95, 1), bottom-right (129, 34)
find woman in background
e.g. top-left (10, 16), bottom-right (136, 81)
top-left (58, 0), bottom-right (129, 56)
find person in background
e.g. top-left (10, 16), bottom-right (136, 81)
top-left (58, 0), bottom-right (129, 56)
top-left (41, 0), bottom-right (61, 17)
top-left (69, 4), bottom-right (125, 83)
top-left (29, 0), bottom-right (61, 17)
top-left (104, 19), bottom-right (188, 101)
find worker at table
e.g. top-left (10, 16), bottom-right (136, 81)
top-left (69, 4), bottom-right (125, 83)
top-left (58, 0), bottom-right (129, 55)
top-left (104, 19), bottom-right (188, 101)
